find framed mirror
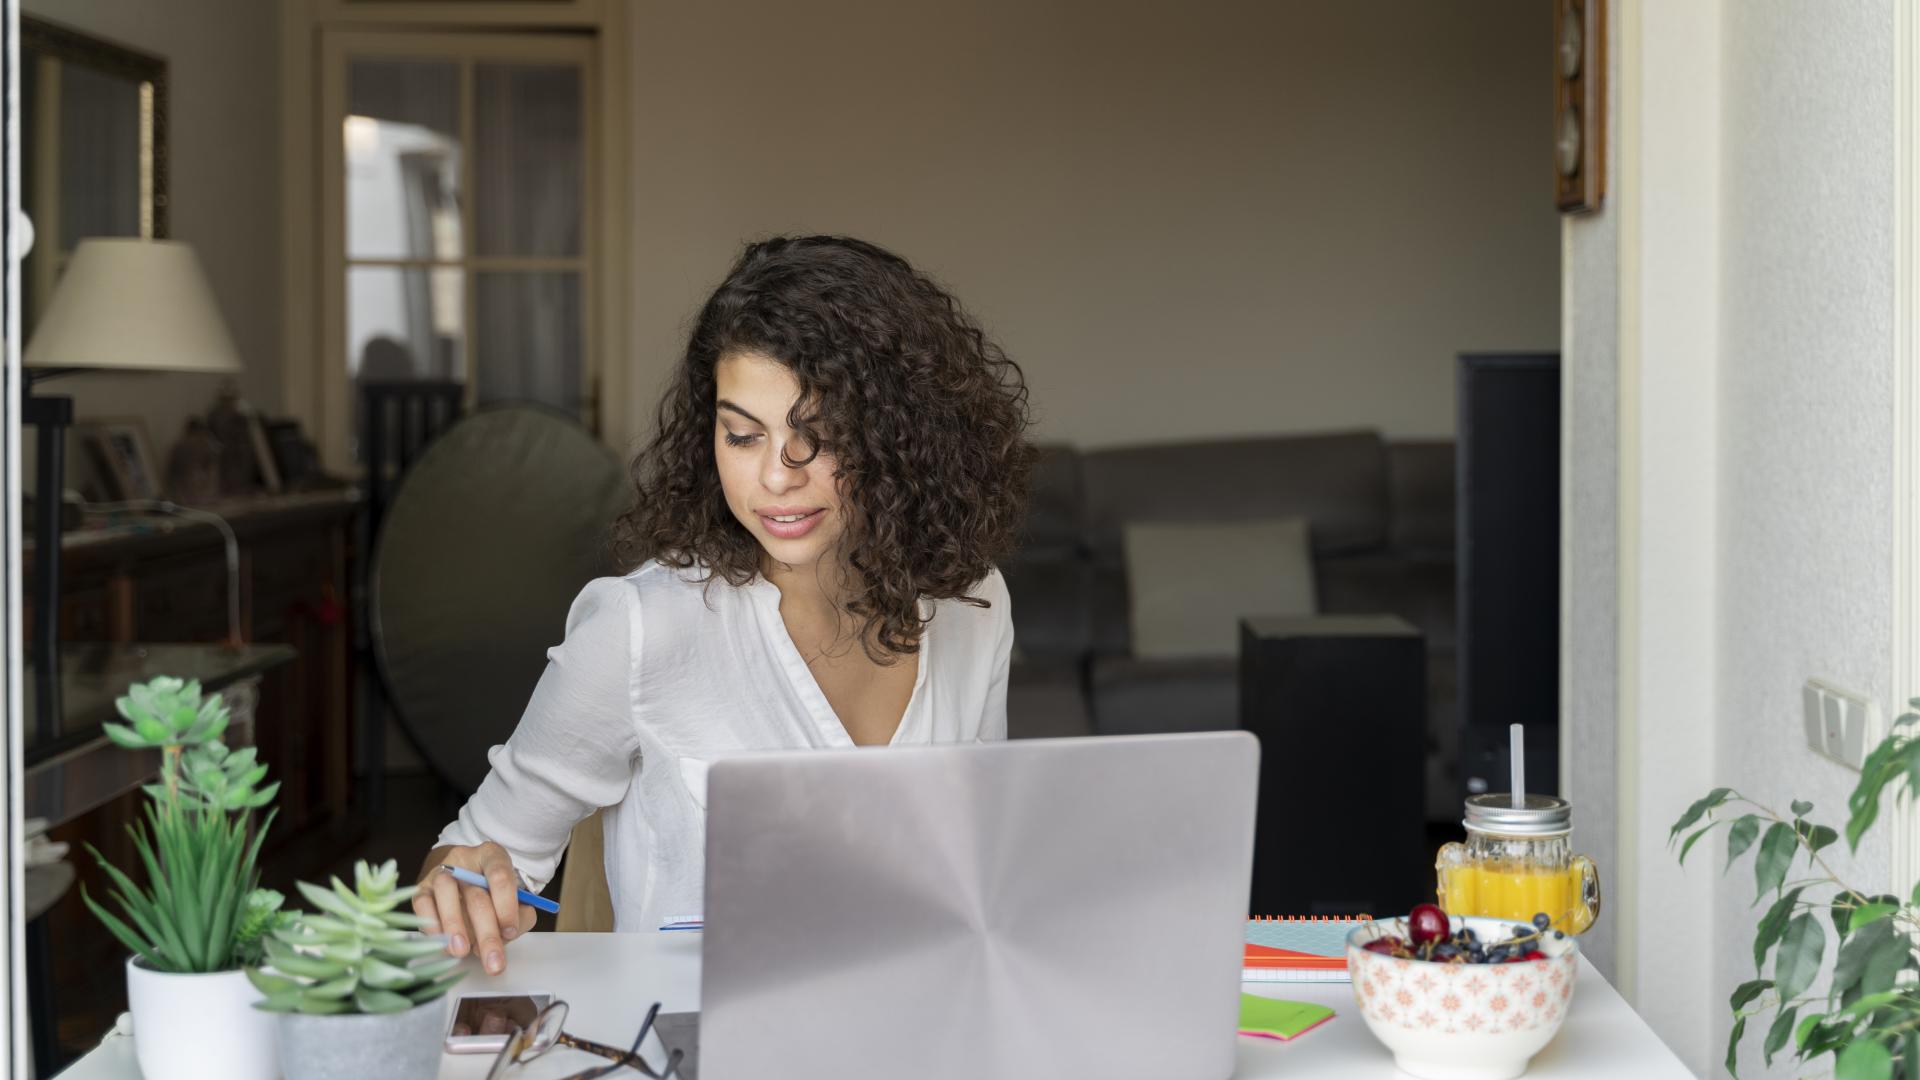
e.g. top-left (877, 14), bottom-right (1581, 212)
top-left (22, 16), bottom-right (169, 337)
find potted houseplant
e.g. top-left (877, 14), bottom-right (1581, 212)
top-left (80, 676), bottom-right (287, 1080)
top-left (248, 858), bottom-right (466, 1080)
top-left (1672, 697), bottom-right (1920, 1079)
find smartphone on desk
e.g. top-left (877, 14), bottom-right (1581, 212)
top-left (443, 991), bottom-right (553, 1054)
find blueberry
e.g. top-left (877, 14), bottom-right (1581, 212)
top-left (1460, 928), bottom-right (1478, 944)
top-left (1532, 913), bottom-right (1552, 932)
top-left (1551, 929), bottom-right (1566, 940)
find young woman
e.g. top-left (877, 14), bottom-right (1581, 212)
top-left (413, 236), bottom-right (1034, 975)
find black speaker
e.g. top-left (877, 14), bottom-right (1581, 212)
top-left (1456, 353), bottom-right (1562, 799)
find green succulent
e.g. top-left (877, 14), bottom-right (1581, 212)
top-left (234, 888), bottom-right (297, 968)
top-left (103, 676), bottom-right (230, 751)
top-left (146, 742), bottom-right (279, 813)
top-left (81, 675), bottom-right (281, 974)
top-left (81, 797), bottom-right (278, 973)
top-left (247, 859), bottom-right (465, 1015)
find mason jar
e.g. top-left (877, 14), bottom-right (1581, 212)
top-left (1434, 793), bottom-right (1601, 934)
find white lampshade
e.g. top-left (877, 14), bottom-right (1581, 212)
top-left (25, 238), bottom-right (243, 374)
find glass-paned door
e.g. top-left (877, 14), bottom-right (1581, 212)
top-left (321, 31), bottom-right (596, 465)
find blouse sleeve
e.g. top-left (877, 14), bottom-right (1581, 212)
top-left (978, 568), bottom-right (1012, 743)
top-left (433, 576), bottom-right (643, 892)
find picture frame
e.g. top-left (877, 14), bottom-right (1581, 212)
top-left (78, 417), bottom-right (163, 502)
top-left (246, 409), bottom-right (282, 494)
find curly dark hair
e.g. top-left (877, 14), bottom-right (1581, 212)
top-left (612, 235), bottom-right (1036, 660)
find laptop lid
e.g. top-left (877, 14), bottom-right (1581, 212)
top-left (700, 731), bottom-right (1260, 1080)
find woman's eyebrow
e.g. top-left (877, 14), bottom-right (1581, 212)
top-left (715, 399), bottom-right (764, 425)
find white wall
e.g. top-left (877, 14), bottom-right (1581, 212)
top-left (622, 0), bottom-right (1559, 454)
top-left (1564, 2), bottom-right (1899, 1075)
top-left (1560, 0), bottom-right (1623, 986)
top-left (1716, 2), bottom-right (1895, 1076)
top-left (23, 0), bottom-right (280, 488)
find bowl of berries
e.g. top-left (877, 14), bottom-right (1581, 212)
top-left (1346, 904), bottom-right (1579, 1080)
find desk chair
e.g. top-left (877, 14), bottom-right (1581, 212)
top-left (556, 813), bottom-right (615, 932)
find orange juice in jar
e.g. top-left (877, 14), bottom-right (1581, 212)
top-left (1435, 794), bottom-right (1601, 934)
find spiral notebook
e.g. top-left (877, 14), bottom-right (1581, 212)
top-left (1242, 915), bottom-right (1371, 983)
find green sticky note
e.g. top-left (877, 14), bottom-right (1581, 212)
top-left (1238, 993), bottom-right (1335, 1041)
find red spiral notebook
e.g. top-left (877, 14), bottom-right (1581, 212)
top-left (1243, 915), bottom-right (1372, 983)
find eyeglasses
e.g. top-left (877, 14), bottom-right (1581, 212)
top-left (484, 1000), bottom-right (684, 1080)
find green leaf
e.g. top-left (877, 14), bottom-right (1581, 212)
top-left (1773, 913), bottom-right (1825, 1004)
top-left (1795, 1010), bottom-right (1826, 1050)
top-left (1725, 815), bottom-right (1762, 873)
top-left (1730, 979), bottom-right (1773, 1012)
top-left (1755, 887), bottom-right (1806, 972)
top-left (353, 988), bottom-right (414, 1014)
top-left (1763, 1005), bottom-right (1798, 1067)
top-left (1850, 901), bottom-right (1899, 933)
top-left (293, 995), bottom-right (353, 1015)
top-left (244, 968), bottom-right (302, 997)
top-left (1726, 1014), bottom-right (1746, 1079)
top-left (1837, 1040), bottom-right (1893, 1080)
top-left (1838, 990), bottom-right (1906, 1018)
top-left (1791, 800), bottom-right (1814, 817)
top-left (1796, 821), bottom-right (1840, 863)
top-left (1833, 918), bottom-right (1896, 999)
top-left (359, 957), bottom-right (414, 990)
top-left (304, 975), bottom-right (360, 1000)
top-left (405, 970), bottom-right (465, 1004)
top-left (407, 955), bottom-right (462, 982)
top-left (1755, 822), bottom-right (1797, 901)
top-left (101, 722), bottom-right (148, 749)
top-left (1680, 822), bottom-right (1723, 867)
top-left (1672, 788), bottom-right (1735, 843)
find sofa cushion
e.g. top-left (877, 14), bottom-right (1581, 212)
top-left (1079, 431), bottom-right (1391, 561)
top-left (1123, 518), bottom-right (1316, 659)
top-left (1019, 443), bottom-right (1083, 550)
top-left (1000, 555), bottom-right (1094, 659)
top-left (1388, 440), bottom-right (1456, 555)
top-left (1090, 655), bottom-right (1239, 736)
top-left (1317, 553), bottom-right (1456, 654)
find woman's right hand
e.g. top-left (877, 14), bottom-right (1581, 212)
top-left (413, 842), bottom-right (538, 975)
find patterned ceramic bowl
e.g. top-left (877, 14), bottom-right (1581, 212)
top-left (1347, 915), bottom-right (1578, 1080)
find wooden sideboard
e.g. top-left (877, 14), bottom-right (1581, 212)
top-left (27, 489), bottom-right (363, 1067)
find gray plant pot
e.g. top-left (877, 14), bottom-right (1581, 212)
top-left (276, 996), bottom-right (450, 1080)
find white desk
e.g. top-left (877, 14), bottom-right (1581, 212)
top-left (57, 931), bottom-right (1694, 1078)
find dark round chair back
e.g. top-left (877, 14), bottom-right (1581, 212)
top-left (371, 404), bottom-right (630, 794)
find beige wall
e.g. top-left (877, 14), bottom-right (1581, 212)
top-left (23, 0), bottom-right (280, 492)
top-left (623, 0), bottom-right (1558, 454)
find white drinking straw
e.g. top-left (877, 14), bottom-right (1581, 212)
top-left (1511, 723), bottom-right (1526, 809)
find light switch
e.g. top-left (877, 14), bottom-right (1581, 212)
top-left (1803, 678), bottom-right (1878, 770)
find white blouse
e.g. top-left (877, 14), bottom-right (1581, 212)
top-left (434, 559), bottom-right (1013, 931)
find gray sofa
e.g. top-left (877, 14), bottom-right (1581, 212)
top-left (1001, 430), bottom-right (1459, 821)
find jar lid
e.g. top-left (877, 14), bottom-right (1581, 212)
top-left (1464, 793), bottom-right (1572, 836)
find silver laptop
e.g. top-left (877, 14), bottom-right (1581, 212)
top-left (697, 731), bottom-right (1260, 1080)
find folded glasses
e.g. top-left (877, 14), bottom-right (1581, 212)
top-left (484, 999), bottom-right (684, 1080)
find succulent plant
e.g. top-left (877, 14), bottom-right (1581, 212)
top-left (82, 675), bottom-right (281, 974)
top-left (104, 676), bottom-right (230, 751)
top-left (247, 859), bottom-right (465, 1015)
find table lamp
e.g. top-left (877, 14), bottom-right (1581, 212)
top-left (22, 238), bottom-right (244, 741)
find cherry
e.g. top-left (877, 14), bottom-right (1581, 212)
top-left (1522, 950), bottom-right (1547, 961)
top-left (1407, 903), bottom-right (1451, 946)
top-left (1362, 937), bottom-right (1406, 955)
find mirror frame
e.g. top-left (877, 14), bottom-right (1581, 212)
top-left (21, 14), bottom-right (169, 240)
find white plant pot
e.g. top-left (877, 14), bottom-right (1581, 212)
top-left (125, 956), bottom-right (279, 1080)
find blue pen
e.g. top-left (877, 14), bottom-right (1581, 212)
top-left (439, 864), bottom-right (561, 915)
